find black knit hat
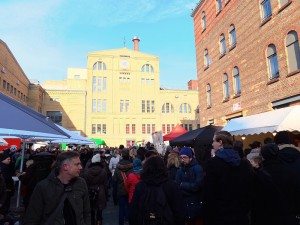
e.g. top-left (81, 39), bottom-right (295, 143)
top-left (0, 150), bottom-right (10, 162)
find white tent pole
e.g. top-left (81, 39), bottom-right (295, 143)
top-left (16, 140), bottom-right (26, 208)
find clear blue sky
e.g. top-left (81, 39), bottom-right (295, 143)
top-left (0, 0), bottom-right (199, 89)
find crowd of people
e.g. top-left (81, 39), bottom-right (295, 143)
top-left (0, 130), bottom-right (299, 225)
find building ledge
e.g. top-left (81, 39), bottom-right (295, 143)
top-left (222, 98), bottom-right (230, 103)
top-left (219, 53), bottom-right (226, 59)
top-left (204, 65), bottom-right (209, 71)
top-left (277, 1), bottom-right (292, 14)
top-left (228, 44), bottom-right (236, 52)
top-left (207, 105), bottom-right (212, 109)
top-left (216, 9), bottom-right (222, 17)
top-left (202, 28), bottom-right (206, 34)
top-left (267, 77), bottom-right (279, 85)
top-left (232, 93), bottom-right (241, 99)
top-left (286, 69), bottom-right (300, 78)
top-left (225, 0), bottom-right (231, 6)
top-left (260, 16), bottom-right (272, 27)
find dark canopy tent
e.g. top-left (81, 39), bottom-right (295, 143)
top-left (170, 125), bottom-right (223, 164)
top-left (163, 124), bottom-right (188, 141)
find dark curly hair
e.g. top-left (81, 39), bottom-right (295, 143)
top-left (141, 156), bottom-right (167, 184)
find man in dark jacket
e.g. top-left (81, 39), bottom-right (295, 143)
top-left (274, 131), bottom-right (300, 223)
top-left (23, 151), bottom-right (91, 225)
top-left (113, 148), bottom-right (133, 225)
top-left (203, 131), bottom-right (254, 225)
top-left (176, 147), bottom-right (203, 225)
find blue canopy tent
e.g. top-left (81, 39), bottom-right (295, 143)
top-left (51, 125), bottom-right (94, 145)
top-left (0, 92), bottom-right (70, 207)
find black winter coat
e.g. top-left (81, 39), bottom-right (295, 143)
top-left (203, 149), bottom-right (254, 225)
top-left (83, 162), bottom-right (108, 210)
top-left (130, 179), bottom-right (185, 225)
top-left (23, 172), bottom-right (91, 225)
top-left (113, 159), bottom-right (133, 198)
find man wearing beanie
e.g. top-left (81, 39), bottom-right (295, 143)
top-left (176, 147), bottom-right (204, 225)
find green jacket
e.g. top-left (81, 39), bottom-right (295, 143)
top-left (23, 172), bottom-right (91, 225)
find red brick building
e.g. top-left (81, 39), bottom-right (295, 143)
top-left (192, 0), bottom-right (300, 126)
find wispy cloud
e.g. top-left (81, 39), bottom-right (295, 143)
top-left (0, 0), bottom-right (198, 82)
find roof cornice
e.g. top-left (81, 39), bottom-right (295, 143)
top-left (191, 0), bottom-right (205, 17)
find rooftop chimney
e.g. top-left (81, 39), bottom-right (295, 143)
top-left (132, 36), bottom-right (140, 51)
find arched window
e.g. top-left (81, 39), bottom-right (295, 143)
top-left (93, 61), bottom-right (106, 71)
top-left (220, 34), bottom-right (226, 55)
top-left (201, 11), bottom-right (206, 30)
top-left (223, 73), bottom-right (230, 99)
top-left (229, 24), bottom-right (236, 46)
top-left (216, 0), bottom-right (222, 12)
top-left (162, 103), bottom-right (174, 114)
top-left (286, 31), bottom-right (300, 73)
top-left (179, 103), bottom-right (191, 113)
top-left (206, 84), bottom-right (212, 107)
top-left (233, 67), bottom-right (241, 95)
top-left (141, 64), bottom-right (154, 73)
top-left (260, 0), bottom-right (272, 20)
top-left (267, 44), bottom-right (279, 79)
top-left (204, 49), bottom-right (210, 68)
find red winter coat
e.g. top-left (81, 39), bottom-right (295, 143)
top-left (125, 172), bottom-right (140, 203)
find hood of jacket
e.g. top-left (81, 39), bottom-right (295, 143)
top-left (215, 148), bottom-right (241, 167)
top-left (278, 145), bottom-right (300, 163)
top-left (117, 159), bottom-right (133, 172)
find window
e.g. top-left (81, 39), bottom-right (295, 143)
top-left (206, 84), bottom-right (212, 107)
top-left (233, 67), bottom-right (241, 95)
top-left (204, 49), bottom-right (211, 68)
top-left (167, 124), bottom-right (171, 133)
top-left (46, 111), bottom-right (62, 125)
top-left (147, 124), bottom-right (151, 134)
top-left (201, 11), bottom-right (206, 30)
top-left (229, 25), bottom-right (236, 47)
top-left (179, 103), bottom-right (191, 113)
top-left (220, 34), bottom-right (226, 55)
top-left (162, 124), bottom-right (166, 134)
top-left (74, 75), bottom-right (80, 79)
top-left (92, 124), bottom-right (96, 134)
top-left (142, 124), bottom-right (146, 134)
top-left (267, 44), bottom-right (279, 79)
top-left (92, 77), bottom-right (107, 92)
top-left (286, 31), bottom-right (300, 73)
top-left (188, 124), bottom-right (193, 131)
top-left (152, 124), bottom-right (155, 133)
top-left (120, 100), bottom-right (129, 112)
top-left (261, 0), bottom-right (272, 20)
top-left (94, 99), bottom-right (106, 112)
top-left (142, 100), bottom-right (155, 113)
top-left (141, 64), bottom-right (154, 73)
top-left (216, 0), bottom-right (222, 12)
top-left (223, 73), bottom-right (230, 100)
top-left (93, 61), bottom-right (106, 70)
top-left (2, 80), bottom-right (6, 89)
top-left (162, 103), bottom-right (174, 113)
top-left (92, 99), bottom-right (97, 112)
top-left (126, 124), bottom-right (130, 134)
top-left (132, 124), bottom-right (136, 134)
top-left (92, 124), bottom-right (106, 134)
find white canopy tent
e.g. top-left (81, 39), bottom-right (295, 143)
top-left (222, 105), bottom-right (300, 136)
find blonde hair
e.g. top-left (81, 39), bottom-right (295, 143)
top-left (167, 153), bottom-right (180, 168)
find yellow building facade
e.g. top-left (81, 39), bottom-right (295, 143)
top-left (43, 38), bottom-right (199, 147)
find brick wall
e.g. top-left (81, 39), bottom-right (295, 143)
top-left (193, 0), bottom-right (300, 126)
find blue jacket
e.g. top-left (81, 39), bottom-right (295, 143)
top-left (176, 159), bottom-right (203, 199)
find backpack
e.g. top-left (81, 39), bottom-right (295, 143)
top-left (138, 184), bottom-right (174, 225)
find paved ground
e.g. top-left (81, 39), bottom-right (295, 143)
top-left (102, 196), bottom-right (119, 225)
